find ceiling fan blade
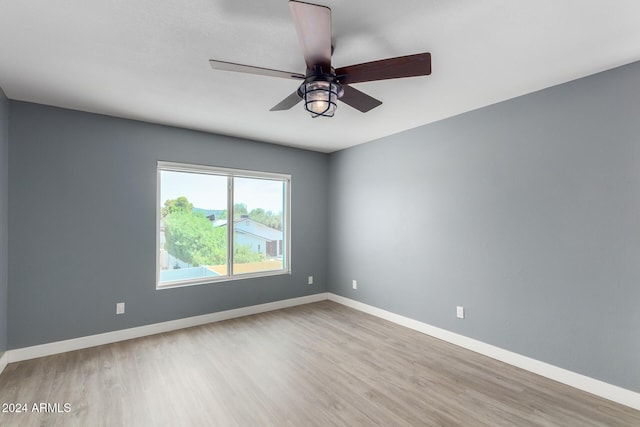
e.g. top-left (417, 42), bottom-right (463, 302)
top-left (270, 91), bottom-right (302, 111)
top-left (336, 52), bottom-right (431, 85)
top-left (209, 60), bottom-right (305, 80)
top-left (340, 85), bottom-right (382, 113)
top-left (289, 1), bottom-right (332, 71)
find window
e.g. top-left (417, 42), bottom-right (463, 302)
top-left (157, 162), bottom-right (291, 288)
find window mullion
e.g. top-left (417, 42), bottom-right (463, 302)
top-left (227, 176), bottom-right (234, 277)
top-left (284, 179), bottom-right (291, 271)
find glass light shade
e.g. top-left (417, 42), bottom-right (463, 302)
top-left (302, 80), bottom-right (339, 117)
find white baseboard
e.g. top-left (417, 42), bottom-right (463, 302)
top-left (5, 291), bottom-right (639, 412)
top-left (7, 293), bottom-right (328, 364)
top-left (327, 293), bottom-right (640, 412)
top-left (0, 351), bottom-right (7, 376)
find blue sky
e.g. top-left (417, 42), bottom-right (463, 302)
top-left (160, 170), bottom-right (284, 213)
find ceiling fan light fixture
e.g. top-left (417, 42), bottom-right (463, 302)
top-left (301, 79), bottom-right (342, 117)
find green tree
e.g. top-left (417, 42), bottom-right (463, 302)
top-left (249, 208), bottom-right (265, 220)
top-left (163, 210), bottom-right (226, 266)
top-left (233, 203), bottom-right (248, 218)
top-left (249, 208), bottom-right (283, 230)
top-left (162, 196), bottom-right (193, 217)
top-left (234, 244), bottom-right (265, 263)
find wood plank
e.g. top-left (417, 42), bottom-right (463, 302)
top-left (1, 301), bottom-right (638, 426)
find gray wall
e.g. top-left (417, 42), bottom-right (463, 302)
top-left (328, 61), bottom-right (640, 393)
top-left (8, 102), bottom-right (329, 349)
top-left (6, 61), bottom-right (640, 394)
top-left (0, 87), bottom-right (8, 355)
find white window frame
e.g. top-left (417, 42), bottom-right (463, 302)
top-left (156, 161), bottom-right (292, 289)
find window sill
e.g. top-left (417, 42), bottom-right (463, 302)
top-left (156, 269), bottom-right (292, 290)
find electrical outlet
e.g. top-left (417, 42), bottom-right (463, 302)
top-left (308, 275), bottom-right (313, 285)
top-left (116, 302), bottom-right (125, 315)
top-left (352, 280), bottom-right (357, 290)
top-left (456, 306), bottom-right (464, 319)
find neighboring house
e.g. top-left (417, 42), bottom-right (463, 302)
top-left (210, 216), bottom-right (283, 257)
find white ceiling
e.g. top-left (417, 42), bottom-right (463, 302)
top-left (1, 1), bottom-right (639, 153)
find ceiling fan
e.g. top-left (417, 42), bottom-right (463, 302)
top-left (209, 0), bottom-right (431, 117)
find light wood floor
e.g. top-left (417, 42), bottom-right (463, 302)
top-left (1, 301), bottom-right (639, 426)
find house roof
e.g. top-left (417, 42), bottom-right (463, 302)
top-left (213, 218), bottom-right (282, 241)
top-left (234, 218), bottom-right (282, 241)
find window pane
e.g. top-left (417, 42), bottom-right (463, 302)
top-left (157, 162), bottom-right (290, 288)
top-left (159, 170), bottom-right (228, 285)
top-left (233, 177), bottom-right (285, 274)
